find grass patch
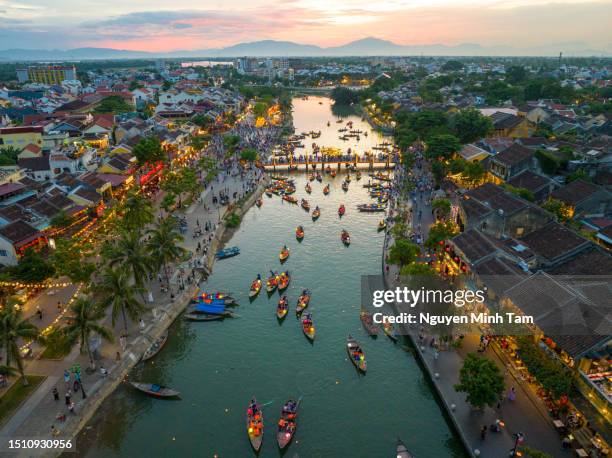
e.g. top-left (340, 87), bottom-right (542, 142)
top-left (40, 344), bottom-right (71, 360)
top-left (0, 375), bottom-right (46, 425)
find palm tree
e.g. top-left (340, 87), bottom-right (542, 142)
top-left (103, 230), bottom-right (151, 292)
top-left (121, 190), bottom-right (154, 232)
top-left (147, 217), bottom-right (186, 284)
top-left (95, 266), bottom-right (146, 336)
top-left (0, 306), bottom-right (40, 385)
top-left (59, 298), bottom-right (113, 370)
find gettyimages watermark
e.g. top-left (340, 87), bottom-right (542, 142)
top-left (360, 275), bottom-right (612, 336)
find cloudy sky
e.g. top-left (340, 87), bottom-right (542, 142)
top-left (0, 0), bottom-right (610, 51)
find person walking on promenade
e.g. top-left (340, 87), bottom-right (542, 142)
top-left (63, 370), bottom-right (70, 390)
top-left (508, 386), bottom-right (516, 402)
top-left (480, 425), bottom-right (487, 440)
top-left (52, 387), bottom-right (59, 401)
top-left (65, 389), bottom-right (71, 406)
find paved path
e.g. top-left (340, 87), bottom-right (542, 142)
top-left (0, 163), bottom-right (264, 449)
top-left (382, 160), bottom-right (570, 458)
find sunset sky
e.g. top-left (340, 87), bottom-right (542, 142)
top-left (0, 0), bottom-right (610, 51)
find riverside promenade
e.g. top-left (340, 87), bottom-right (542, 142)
top-left (382, 164), bottom-right (570, 458)
top-left (0, 165), bottom-right (267, 458)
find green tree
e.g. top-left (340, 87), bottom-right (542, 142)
top-left (102, 231), bottom-right (151, 292)
top-left (0, 306), bottom-right (40, 385)
top-left (9, 248), bottom-right (55, 283)
top-left (535, 149), bottom-right (561, 175)
top-left (542, 198), bottom-right (572, 222)
top-left (146, 217), bottom-right (185, 283)
top-left (441, 60), bottom-right (464, 71)
top-left (49, 210), bottom-right (73, 229)
top-left (93, 95), bottom-right (132, 114)
top-left (454, 353), bottom-right (505, 409)
top-left (121, 190), bottom-right (154, 232)
top-left (223, 134), bottom-right (240, 155)
top-left (432, 198), bottom-right (451, 218)
top-left (566, 168), bottom-right (590, 184)
top-left (388, 239), bottom-right (420, 267)
top-left (240, 148), bottom-right (258, 162)
top-left (133, 137), bottom-right (165, 166)
top-left (520, 446), bottom-right (552, 458)
top-left (330, 87), bottom-right (359, 105)
top-left (0, 146), bottom-right (21, 166)
top-left (503, 184), bottom-right (534, 202)
top-left (95, 266), bottom-right (146, 335)
top-left (425, 221), bottom-right (458, 250)
top-left (50, 239), bottom-right (96, 284)
top-left (505, 65), bottom-right (527, 84)
top-left (452, 108), bottom-right (493, 144)
top-left (162, 80), bottom-right (172, 91)
top-left (253, 102), bottom-right (268, 118)
top-left (425, 134), bottom-right (461, 161)
top-left (461, 162), bottom-right (486, 187)
top-left (161, 193), bottom-right (176, 212)
top-left (57, 298), bottom-right (113, 369)
top-left (192, 114), bottom-right (213, 128)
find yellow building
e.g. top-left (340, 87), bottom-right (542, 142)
top-left (16, 65), bottom-right (77, 84)
top-left (0, 126), bottom-right (43, 151)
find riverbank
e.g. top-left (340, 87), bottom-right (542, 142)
top-left (357, 104), bottom-right (394, 134)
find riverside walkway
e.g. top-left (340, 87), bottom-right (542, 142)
top-left (382, 162), bottom-right (571, 458)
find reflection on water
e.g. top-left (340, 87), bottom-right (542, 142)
top-left (77, 96), bottom-right (461, 458)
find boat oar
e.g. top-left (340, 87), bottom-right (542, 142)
top-left (258, 400), bottom-right (275, 408)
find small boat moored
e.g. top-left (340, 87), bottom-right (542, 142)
top-left (338, 204), bottom-right (345, 217)
top-left (131, 382), bottom-right (180, 398)
top-left (282, 195), bottom-right (298, 204)
top-left (396, 439), bottom-right (414, 458)
top-left (246, 397), bottom-right (264, 451)
top-left (256, 198), bottom-right (263, 208)
top-left (295, 225), bottom-right (304, 241)
top-left (341, 181), bottom-right (349, 192)
top-left (311, 207), bottom-right (321, 221)
top-left (184, 313), bottom-right (224, 322)
top-left (300, 198), bottom-right (310, 211)
top-left (305, 183), bottom-right (312, 193)
top-left (383, 322), bottom-right (400, 342)
top-left (323, 185), bottom-right (330, 195)
top-left (216, 246), bottom-right (240, 259)
top-left (277, 271), bottom-right (291, 292)
top-left (360, 308), bottom-right (379, 336)
top-left (378, 219), bottom-right (387, 231)
top-left (266, 271), bottom-right (279, 293)
top-left (346, 335), bottom-right (367, 373)
top-left (142, 330), bottom-right (168, 361)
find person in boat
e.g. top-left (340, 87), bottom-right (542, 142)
top-left (283, 245), bottom-right (287, 251)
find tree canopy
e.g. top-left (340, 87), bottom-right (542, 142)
top-left (330, 87), bottom-right (359, 105)
top-left (451, 108), bottom-right (493, 144)
top-left (454, 353), bottom-right (505, 408)
top-left (133, 137), bottom-right (165, 166)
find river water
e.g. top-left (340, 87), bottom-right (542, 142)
top-left (77, 96), bottom-right (461, 458)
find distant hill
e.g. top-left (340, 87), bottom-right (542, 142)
top-left (0, 38), bottom-right (608, 61)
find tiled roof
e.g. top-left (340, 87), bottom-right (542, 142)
top-left (18, 156), bottom-right (50, 172)
top-left (0, 182), bottom-right (26, 197)
top-left (520, 222), bottom-right (589, 262)
top-left (0, 220), bottom-right (40, 244)
top-left (492, 143), bottom-right (534, 167)
top-left (551, 179), bottom-right (600, 206)
top-left (548, 248), bottom-right (612, 275)
top-left (451, 229), bottom-right (496, 263)
top-left (506, 170), bottom-right (551, 193)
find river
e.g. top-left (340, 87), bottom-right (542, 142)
top-left (76, 96), bottom-right (461, 458)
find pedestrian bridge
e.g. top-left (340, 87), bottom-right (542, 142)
top-left (263, 160), bottom-right (396, 172)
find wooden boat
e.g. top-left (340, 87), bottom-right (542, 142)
top-left (305, 183), bottom-right (312, 193)
top-left (356, 172), bottom-right (361, 180)
top-left (341, 230), bottom-right (351, 246)
top-left (279, 247), bottom-right (290, 262)
top-left (216, 246), bottom-right (240, 259)
top-left (338, 204), bottom-right (345, 217)
top-left (396, 439), bottom-right (414, 458)
top-left (357, 203), bottom-right (386, 212)
top-left (295, 226), bottom-right (304, 241)
top-left (323, 185), bottom-right (330, 195)
top-left (277, 271), bottom-right (290, 292)
top-left (265, 189), bottom-right (273, 197)
top-left (142, 330), bottom-right (168, 361)
top-left (277, 399), bottom-right (300, 449)
top-left (194, 292), bottom-right (236, 306)
top-left (277, 296), bottom-right (289, 319)
top-left (360, 309), bottom-right (379, 336)
top-left (308, 174), bottom-right (315, 181)
top-left (249, 276), bottom-right (262, 298)
top-left (341, 181), bottom-right (349, 191)
top-left (256, 198), bottom-right (263, 208)
top-left (378, 220), bottom-right (387, 231)
top-left (246, 397), bottom-right (264, 452)
top-left (336, 119), bottom-right (343, 123)
top-left (345, 174), bottom-right (351, 183)
top-left (184, 313), bottom-right (224, 321)
top-left (295, 290), bottom-right (311, 315)
top-left (266, 272), bottom-right (279, 293)
top-left (282, 195), bottom-right (298, 204)
top-left (330, 170), bottom-right (337, 178)
top-left (325, 165), bottom-right (332, 174)
top-left (131, 382), bottom-right (180, 398)
top-left (270, 175), bottom-right (288, 181)
top-left (302, 313), bottom-right (315, 340)
top-left (311, 207), bottom-right (320, 221)
top-left (300, 199), bottom-right (310, 211)
top-left (383, 322), bottom-right (399, 342)
top-left (315, 174), bottom-right (322, 182)
top-left (346, 335), bottom-right (367, 373)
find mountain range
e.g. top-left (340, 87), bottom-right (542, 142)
top-left (0, 37), bottom-right (608, 61)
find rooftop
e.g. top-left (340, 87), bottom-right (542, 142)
top-left (551, 179), bottom-right (601, 206)
top-left (450, 229), bottom-right (497, 264)
top-left (492, 143), bottom-right (534, 167)
top-left (520, 222), bottom-right (589, 263)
